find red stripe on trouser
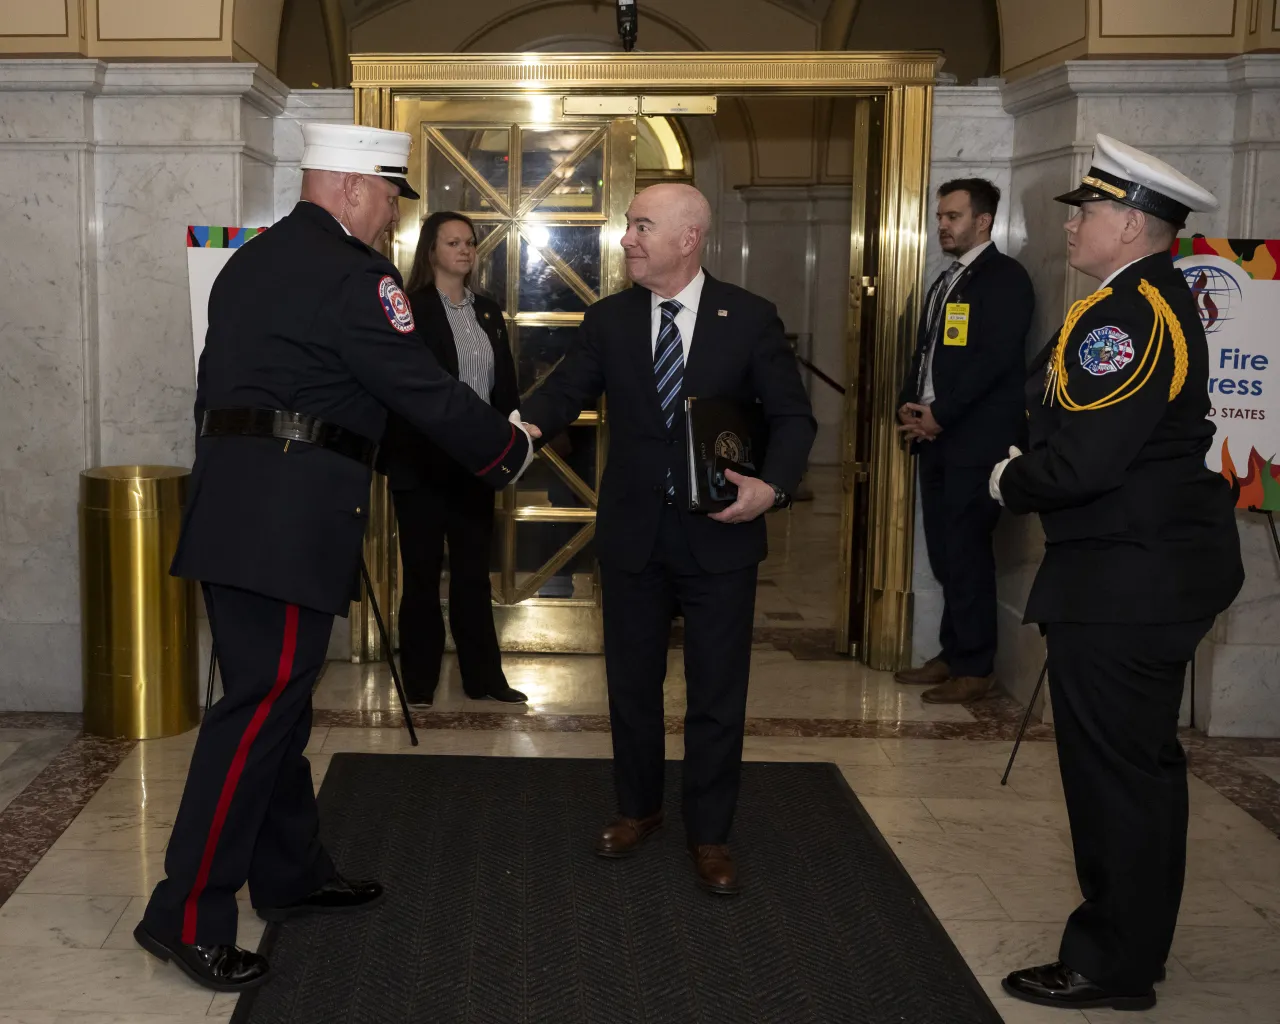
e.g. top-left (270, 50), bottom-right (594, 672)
top-left (181, 603), bottom-right (300, 944)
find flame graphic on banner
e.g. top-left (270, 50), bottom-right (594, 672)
top-left (1220, 439), bottom-right (1280, 510)
top-left (1191, 271), bottom-right (1220, 331)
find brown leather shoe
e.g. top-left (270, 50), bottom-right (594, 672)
top-left (894, 657), bottom-right (950, 686)
top-left (595, 812), bottom-right (663, 858)
top-left (922, 675), bottom-right (995, 704)
top-left (689, 844), bottom-right (741, 895)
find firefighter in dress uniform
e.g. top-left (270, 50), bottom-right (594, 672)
top-left (132, 124), bottom-right (535, 993)
top-left (991, 135), bottom-right (1244, 1012)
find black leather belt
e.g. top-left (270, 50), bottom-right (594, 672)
top-left (200, 408), bottom-right (378, 468)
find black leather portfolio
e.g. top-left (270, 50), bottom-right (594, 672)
top-left (683, 396), bottom-right (767, 513)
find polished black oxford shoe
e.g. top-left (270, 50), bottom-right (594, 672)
top-left (1003, 961), bottom-right (1156, 1011)
top-left (464, 685), bottom-right (528, 704)
top-left (257, 874), bottom-right (384, 922)
top-left (133, 922), bottom-right (269, 993)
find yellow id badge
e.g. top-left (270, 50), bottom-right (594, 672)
top-left (943, 303), bottom-right (970, 346)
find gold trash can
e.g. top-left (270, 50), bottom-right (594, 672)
top-left (79, 466), bottom-right (199, 739)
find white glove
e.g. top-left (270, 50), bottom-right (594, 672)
top-left (509, 411), bottom-right (536, 480)
top-left (989, 445), bottom-right (1022, 506)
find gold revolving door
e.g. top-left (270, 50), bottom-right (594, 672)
top-left (404, 98), bottom-right (636, 652)
top-left (350, 52), bottom-right (938, 670)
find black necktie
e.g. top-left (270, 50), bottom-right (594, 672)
top-left (917, 260), bottom-right (963, 397)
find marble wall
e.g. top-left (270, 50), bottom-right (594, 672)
top-left (730, 186), bottom-right (854, 467)
top-left (919, 55), bottom-right (1280, 734)
top-left (0, 61), bottom-right (348, 710)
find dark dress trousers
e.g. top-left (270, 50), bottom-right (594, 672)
top-left (897, 243), bottom-right (1035, 677)
top-left (1000, 251), bottom-right (1243, 994)
top-left (520, 273), bottom-right (816, 843)
top-left (144, 201), bottom-right (529, 947)
top-left (378, 289), bottom-right (519, 700)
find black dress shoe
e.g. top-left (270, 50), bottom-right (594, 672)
top-left (133, 922), bottom-right (269, 993)
top-left (1003, 962), bottom-right (1156, 1011)
top-left (256, 874), bottom-right (384, 922)
top-left (464, 685), bottom-right (528, 704)
top-left (405, 696), bottom-right (433, 709)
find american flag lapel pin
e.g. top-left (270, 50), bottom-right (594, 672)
top-left (717, 309), bottom-right (729, 317)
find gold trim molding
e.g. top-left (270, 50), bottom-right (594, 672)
top-left (351, 51), bottom-right (941, 91)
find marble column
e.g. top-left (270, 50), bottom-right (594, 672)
top-left (0, 60), bottom-right (327, 710)
top-left (0, 61), bottom-right (103, 710)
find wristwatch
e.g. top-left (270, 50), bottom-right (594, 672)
top-left (769, 484), bottom-right (792, 510)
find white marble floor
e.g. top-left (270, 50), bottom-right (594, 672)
top-left (2, 666), bottom-right (1280, 1023)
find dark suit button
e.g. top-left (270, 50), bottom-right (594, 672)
top-left (652, 484), bottom-right (662, 494)
top-left (666, 438), bottom-right (675, 447)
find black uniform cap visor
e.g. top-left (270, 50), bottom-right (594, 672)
top-left (1054, 166), bottom-right (1190, 227)
top-left (382, 175), bottom-right (420, 201)
top-left (1054, 184), bottom-right (1110, 208)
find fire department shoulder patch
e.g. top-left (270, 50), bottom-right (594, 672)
top-left (1078, 325), bottom-right (1134, 377)
top-left (378, 276), bottom-right (415, 334)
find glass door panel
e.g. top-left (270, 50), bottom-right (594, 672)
top-left (393, 96), bottom-right (636, 652)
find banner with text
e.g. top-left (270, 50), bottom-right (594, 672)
top-left (1173, 238), bottom-right (1280, 510)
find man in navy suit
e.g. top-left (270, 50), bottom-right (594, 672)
top-left (894, 179), bottom-right (1035, 703)
top-left (519, 184), bottom-right (816, 895)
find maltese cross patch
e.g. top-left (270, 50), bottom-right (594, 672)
top-left (1078, 325), bottom-right (1134, 376)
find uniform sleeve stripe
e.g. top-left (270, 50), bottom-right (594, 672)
top-left (477, 424), bottom-right (518, 477)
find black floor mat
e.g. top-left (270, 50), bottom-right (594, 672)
top-left (232, 755), bottom-right (1003, 1024)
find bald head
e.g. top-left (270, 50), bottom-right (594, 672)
top-left (300, 168), bottom-right (401, 248)
top-left (622, 184), bottom-right (713, 296)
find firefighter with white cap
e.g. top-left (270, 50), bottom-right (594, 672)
top-left (133, 123), bottom-right (534, 992)
top-left (993, 135), bottom-right (1243, 1011)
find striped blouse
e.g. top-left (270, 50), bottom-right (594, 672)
top-left (438, 288), bottom-right (496, 405)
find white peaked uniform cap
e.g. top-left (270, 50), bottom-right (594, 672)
top-left (1055, 133), bottom-right (1217, 227)
top-left (300, 123), bottom-right (420, 201)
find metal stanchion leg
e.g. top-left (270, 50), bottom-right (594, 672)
top-left (1001, 658), bottom-right (1048, 786)
top-left (360, 558), bottom-right (418, 747)
top-left (204, 651), bottom-right (218, 712)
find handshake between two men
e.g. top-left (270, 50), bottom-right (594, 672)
top-left (511, 410), bottom-right (780, 525)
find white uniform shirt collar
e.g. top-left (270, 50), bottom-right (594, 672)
top-left (1100, 256), bottom-right (1146, 290)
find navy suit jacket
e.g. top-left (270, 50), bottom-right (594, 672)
top-left (520, 272), bottom-right (816, 574)
top-left (898, 243), bottom-right (1035, 467)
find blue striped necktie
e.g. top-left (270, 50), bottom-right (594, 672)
top-left (653, 299), bottom-right (684, 496)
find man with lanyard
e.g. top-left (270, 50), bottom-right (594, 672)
top-left (895, 179), bottom-right (1034, 703)
top-left (991, 135), bottom-right (1243, 1012)
top-left (133, 124), bottom-right (534, 993)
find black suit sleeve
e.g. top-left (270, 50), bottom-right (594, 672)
top-left (929, 260), bottom-right (1035, 429)
top-left (518, 304), bottom-right (607, 442)
top-left (336, 266), bottom-right (529, 488)
top-left (751, 301), bottom-right (817, 494)
top-left (898, 319), bottom-right (928, 408)
top-left (1001, 296), bottom-right (1170, 515)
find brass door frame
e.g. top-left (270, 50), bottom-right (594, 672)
top-left (350, 51), bottom-right (938, 670)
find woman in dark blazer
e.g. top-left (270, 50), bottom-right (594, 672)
top-left (378, 211), bottom-right (526, 707)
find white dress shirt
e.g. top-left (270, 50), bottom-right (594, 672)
top-left (921, 240), bottom-right (993, 405)
top-left (650, 269), bottom-right (705, 362)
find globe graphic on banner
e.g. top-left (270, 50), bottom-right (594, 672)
top-left (1181, 264), bottom-right (1242, 334)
